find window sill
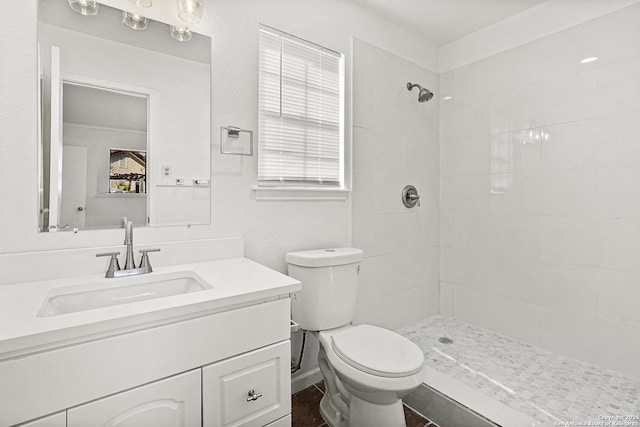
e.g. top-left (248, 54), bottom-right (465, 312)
top-left (253, 186), bottom-right (350, 201)
top-left (95, 193), bottom-right (147, 198)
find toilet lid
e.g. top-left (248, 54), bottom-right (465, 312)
top-left (331, 325), bottom-right (424, 378)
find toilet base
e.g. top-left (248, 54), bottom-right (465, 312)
top-left (319, 393), bottom-right (348, 427)
top-left (319, 391), bottom-right (406, 427)
top-left (348, 394), bottom-right (406, 427)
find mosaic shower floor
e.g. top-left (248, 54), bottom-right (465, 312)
top-left (397, 316), bottom-right (640, 426)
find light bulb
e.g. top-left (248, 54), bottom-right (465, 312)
top-left (177, 0), bottom-right (204, 24)
top-left (67, 0), bottom-right (99, 16)
top-left (171, 26), bottom-right (192, 42)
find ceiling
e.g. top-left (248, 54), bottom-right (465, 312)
top-left (350, 0), bottom-right (549, 46)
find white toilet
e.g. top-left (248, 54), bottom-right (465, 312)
top-left (286, 247), bottom-right (425, 427)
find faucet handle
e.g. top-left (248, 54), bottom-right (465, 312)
top-left (139, 248), bottom-right (160, 272)
top-left (96, 252), bottom-right (121, 278)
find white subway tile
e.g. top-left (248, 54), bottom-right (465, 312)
top-left (597, 166), bottom-right (640, 219)
top-left (452, 285), bottom-right (492, 330)
top-left (597, 269), bottom-right (640, 329)
top-left (352, 214), bottom-right (382, 257)
top-left (352, 170), bottom-right (376, 216)
top-left (352, 127), bottom-right (380, 172)
top-left (440, 282), bottom-right (454, 316)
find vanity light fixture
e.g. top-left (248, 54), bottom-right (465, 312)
top-left (177, 0), bottom-right (205, 24)
top-left (129, 0), bottom-right (153, 7)
top-left (123, 11), bottom-right (149, 30)
top-left (67, 0), bottom-right (99, 15)
top-left (580, 56), bottom-right (598, 64)
top-left (442, 96), bottom-right (453, 101)
top-left (170, 26), bottom-right (193, 42)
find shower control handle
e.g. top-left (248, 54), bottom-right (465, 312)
top-left (402, 185), bottom-right (421, 208)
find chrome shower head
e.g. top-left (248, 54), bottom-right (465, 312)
top-left (407, 82), bottom-right (434, 103)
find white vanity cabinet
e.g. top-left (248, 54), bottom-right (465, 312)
top-left (203, 341), bottom-right (290, 427)
top-left (3, 298), bottom-right (293, 427)
top-left (67, 370), bottom-right (201, 427)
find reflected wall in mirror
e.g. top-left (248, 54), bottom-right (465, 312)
top-left (59, 81), bottom-right (148, 230)
top-left (38, 0), bottom-right (211, 232)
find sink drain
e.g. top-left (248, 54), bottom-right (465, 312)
top-left (438, 336), bottom-right (454, 345)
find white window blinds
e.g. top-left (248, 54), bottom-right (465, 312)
top-left (258, 26), bottom-right (343, 186)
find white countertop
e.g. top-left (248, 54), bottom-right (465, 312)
top-left (0, 257), bottom-right (300, 359)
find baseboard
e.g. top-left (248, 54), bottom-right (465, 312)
top-left (291, 367), bottom-right (323, 394)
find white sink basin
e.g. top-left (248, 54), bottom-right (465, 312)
top-left (37, 271), bottom-right (212, 317)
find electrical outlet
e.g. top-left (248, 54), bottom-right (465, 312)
top-left (162, 166), bottom-right (171, 177)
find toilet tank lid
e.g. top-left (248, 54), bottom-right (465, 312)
top-left (286, 247), bottom-right (363, 267)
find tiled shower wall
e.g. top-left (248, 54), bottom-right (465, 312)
top-left (352, 39), bottom-right (440, 330)
top-left (439, 4), bottom-right (640, 379)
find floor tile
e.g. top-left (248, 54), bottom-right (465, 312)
top-left (292, 382), bottom-right (437, 427)
top-left (397, 315), bottom-right (640, 425)
top-left (404, 404), bottom-right (436, 427)
top-left (292, 385), bottom-right (325, 427)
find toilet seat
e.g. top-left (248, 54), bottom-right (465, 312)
top-left (330, 324), bottom-right (424, 378)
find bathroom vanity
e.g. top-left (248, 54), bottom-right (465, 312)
top-left (0, 255), bottom-right (300, 427)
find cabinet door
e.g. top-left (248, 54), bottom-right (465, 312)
top-left (19, 412), bottom-right (66, 427)
top-left (67, 370), bottom-right (200, 427)
top-left (203, 341), bottom-right (291, 427)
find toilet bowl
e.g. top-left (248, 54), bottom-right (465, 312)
top-left (315, 325), bottom-right (425, 427)
top-left (286, 248), bottom-right (425, 427)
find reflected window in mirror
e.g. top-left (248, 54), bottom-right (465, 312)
top-left (109, 150), bottom-right (147, 194)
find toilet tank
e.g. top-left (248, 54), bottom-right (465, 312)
top-left (286, 248), bottom-right (363, 331)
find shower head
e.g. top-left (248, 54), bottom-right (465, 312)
top-left (407, 82), bottom-right (434, 103)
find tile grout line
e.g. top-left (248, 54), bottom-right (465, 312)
top-left (312, 383), bottom-right (325, 395)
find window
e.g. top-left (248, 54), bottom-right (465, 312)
top-left (258, 26), bottom-right (344, 190)
top-left (109, 149), bottom-right (146, 194)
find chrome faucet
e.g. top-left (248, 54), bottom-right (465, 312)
top-left (96, 221), bottom-right (160, 278)
top-left (124, 220), bottom-right (135, 270)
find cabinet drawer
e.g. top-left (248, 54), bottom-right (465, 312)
top-left (67, 369), bottom-right (201, 427)
top-left (203, 341), bottom-right (291, 427)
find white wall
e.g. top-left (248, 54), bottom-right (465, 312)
top-left (352, 39), bottom-right (440, 330)
top-left (0, 0), bottom-right (436, 261)
top-left (439, 3), bottom-right (640, 379)
top-left (1, 0), bottom-right (438, 392)
top-left (207, 0), bottom-right (437, 273)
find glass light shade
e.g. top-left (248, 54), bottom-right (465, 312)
top-left (177, 0), bottom-right (204, 24)
top-left (67, 0), bottom-right (99, 16)
top-left (129, 0), bottom-right (153, 7)
top-left (122, 11), bottom-right (149, 30)
top-left (170, 26), bottom-right (192, 42)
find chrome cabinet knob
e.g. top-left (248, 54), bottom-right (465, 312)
top-left (247, 389), bottom-right (263, 402)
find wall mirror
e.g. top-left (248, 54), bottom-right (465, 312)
top-left (37, 0), bottom-right (211, 232)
